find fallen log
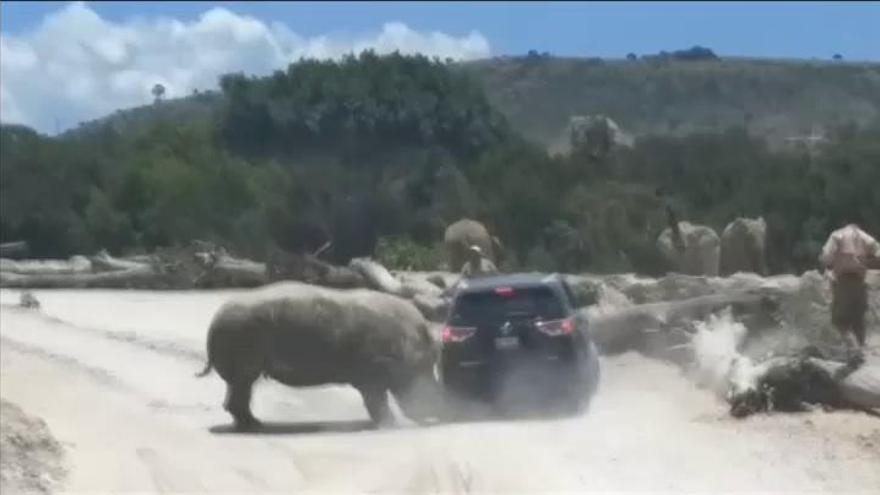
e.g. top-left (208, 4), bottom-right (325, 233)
top-left (89, 250), bottom-right (149, 272)
top-left (0, 255), bottom-right (93, 276)
top-left (0, 250), bottom-right (265, 290)
top-left (122, 254), bottom-right (157, 264)
top-left (349, 258), bottom-right (453, 321)
top-left (587, 288), bottom-right (782, 355)
top-left (395, 272), bottom-right (445, 299)
top-left (0, 241), bottom-right (28, 259)
top-left (266, 249), bottom-right (366, 289)
top-left (0, 265), bottom-right (168, 289)
top-left (349, 257), bottom-right (406, 296)
top-left (195, 255), bottom-right (267, 288)
top-left (351, 258), bottom-right (446, 299)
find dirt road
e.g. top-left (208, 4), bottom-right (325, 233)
top-left (1, 289), bottom-right (879, 493)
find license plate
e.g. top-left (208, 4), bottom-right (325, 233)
top-left (495, 336), bottom-right (520, 350)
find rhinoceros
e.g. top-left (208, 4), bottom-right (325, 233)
top-left (196, 281), bottom-right (441, 430)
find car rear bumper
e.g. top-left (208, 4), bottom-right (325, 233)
top-left (441, 351), bottom-right (585, 402)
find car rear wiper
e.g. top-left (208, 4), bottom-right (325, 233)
top-left (506, 311), bottom-right (539, 322)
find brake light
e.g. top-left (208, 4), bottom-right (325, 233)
top-left (442, 325), bottom-right (477, 343)
top-left (495, 287), bottom-right (515, 297)
top-left (536, 317), bottom-right (575, 336)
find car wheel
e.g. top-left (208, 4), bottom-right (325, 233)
top-left (585, 341), bottom-right (601, 398)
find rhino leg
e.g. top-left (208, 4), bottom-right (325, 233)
top-left (224, 379), bottom-right (260, 431)
top-left (356, 382), bottom-right (395, 428)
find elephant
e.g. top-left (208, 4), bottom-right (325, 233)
top-left (720, 217), bottom-right (768, 276)
top-left (657, 221), bottom-right (721, 276)
top-left (196, 281), bottom-right (442, 430)
top-left (443, 218), bottom-right (503, 273)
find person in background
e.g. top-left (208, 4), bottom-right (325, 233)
top-left (460, 245), bottom-right (498, 279)
top-left (819, 221), bottom-right (880, 356)
top-left (443, 245), bottom-right (499, 298)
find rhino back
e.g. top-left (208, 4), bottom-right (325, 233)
top-left (208, 282), bottom-right (432, 384)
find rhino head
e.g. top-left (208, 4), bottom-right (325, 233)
top-left (388, 323), bottom-right (445, 423)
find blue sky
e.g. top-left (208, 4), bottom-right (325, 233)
top-left (3, 1), bottom-right (879, 60)
top-left (1, 1), bottom-right (878, 134)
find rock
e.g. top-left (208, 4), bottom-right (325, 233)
top-left (18, 291), bottom-right (40, 310)
top-left (0, 400), bottom-right (66, 495)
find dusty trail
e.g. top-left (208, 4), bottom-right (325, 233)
top-left (1, 289), bottom-right (879, 493)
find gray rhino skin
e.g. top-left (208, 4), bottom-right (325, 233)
top-left (443, 218), bottom-right (501, 272)
top-left (657, 221), bottom-right (721, 276)
top-left (569, 114), bottom-right (635, 157)
top-left (197, 281), bottom-right (440, 430)
top-left (720, 217), bottom-right (768, 276)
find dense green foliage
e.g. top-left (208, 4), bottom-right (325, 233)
top-left (374, 235), bottom-right (443, 271)
top-left (218, 51), bottom-right (511, 159)
top-left (2, 52), bottom-right (879, 275)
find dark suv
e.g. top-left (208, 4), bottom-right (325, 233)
top-left (439, 273), bottom-right (600, 415)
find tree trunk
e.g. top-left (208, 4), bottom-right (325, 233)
top-left (0, 256), bottom-right (93, 275)
top-left (89, 250), bottom-right (149, 272)
top-left (195, 255), bottom-right (267, 288)
top-left (0, 266), bottom-right (168, 289)
top-left (349, 258), bottom-right (407, 296)
top-left (266, 248), bottom-right (366, 289)
top-left (587, 289), bottom-right (782, 354)
top-left (0, 241), bottom-right (28, 259)
top-left (348, 258), bottom-right (451, 321)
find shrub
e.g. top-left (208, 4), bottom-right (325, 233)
top-left (374, 235), bottom-right (442, 271)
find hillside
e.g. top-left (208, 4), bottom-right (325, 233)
top-left (461, 56), bottom-right (880, 151)
top-left (65, 55), bottom-right (880, 150)
top-left (62, 91), bottom-right (220, 140)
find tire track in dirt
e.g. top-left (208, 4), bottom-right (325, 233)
top-left (0, 301), bottom-right (373, 428)
top-left (0, 336), bottom-right (131, 393)
top-left (1, 304), bottom-right (205, 363)
top-left (1, 345), bottom-right (310, 493)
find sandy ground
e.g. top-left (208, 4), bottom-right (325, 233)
top-left (1, 288), bottom-right (879, 494)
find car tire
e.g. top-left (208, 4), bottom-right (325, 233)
top-left (562, 341), bottom-right (600, 417)
top-left (559, 393), bottom-right (586, 416)
top-left (585, 341), bottom-right (601, 398)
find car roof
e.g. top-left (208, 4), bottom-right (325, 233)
top-left (456, 272), bottom-right (565, 295)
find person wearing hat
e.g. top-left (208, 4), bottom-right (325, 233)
top-left (460, 244), bottom-right (498, 279)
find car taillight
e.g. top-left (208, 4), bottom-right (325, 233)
top-left (442, 325), bottom-right (477, 343)
top-left (495, 287), bottom-right (515, 297)
top-left (536, 317), bottom-right (575, 336)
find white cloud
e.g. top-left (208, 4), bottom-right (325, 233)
top-left (0, 2), bottom-right (491, 134)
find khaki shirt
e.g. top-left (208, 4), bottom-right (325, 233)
top-left (820, 224), bottom-right (880, 279)
top-left (461, 258), bottom-right (498, 278)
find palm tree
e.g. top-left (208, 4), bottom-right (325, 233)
top-left (152, 83), bottom-right (166, 104)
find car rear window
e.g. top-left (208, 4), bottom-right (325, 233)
top-left (449, 286), bottom-right (565, 326)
